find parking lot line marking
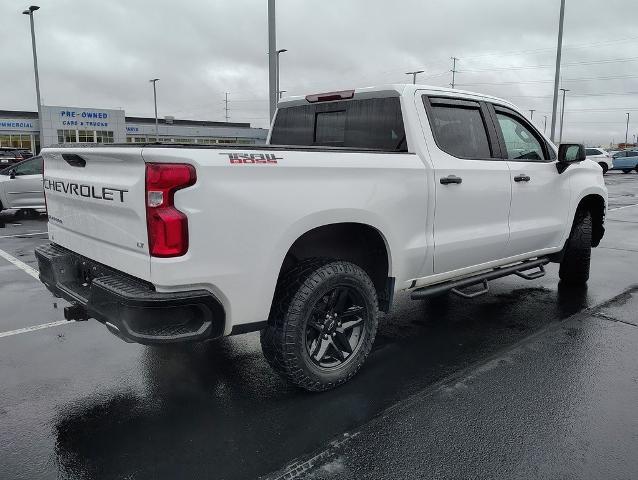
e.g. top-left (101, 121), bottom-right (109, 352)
top-left (609, 203), bottom-right (638, 212)
top-left (0, 231), bottom-right (48, 239)
top-left (0, 320), bottom-right (75, 339)
top-left (0, 247), bottom-right (40, 280)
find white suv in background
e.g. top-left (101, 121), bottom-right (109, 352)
top-left (585, 147), bottom-right (613, 174)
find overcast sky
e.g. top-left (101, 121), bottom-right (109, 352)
top-left (1, 0), bottom-right (637, 145)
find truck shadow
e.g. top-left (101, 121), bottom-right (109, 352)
top-left (52, 281), bottom-right (589, 480)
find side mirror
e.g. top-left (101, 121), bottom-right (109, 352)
top-left (9, 169), bottom-right (16, 179)
top-left (557, 143), bottom-right (586, 174)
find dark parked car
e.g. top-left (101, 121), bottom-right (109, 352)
top-left (0, 147), bottom-right (32, 166)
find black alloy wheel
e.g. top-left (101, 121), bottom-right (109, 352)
top-left (261, 260), bottom-right (379, 391)
top-left (305, 286), bottom-right (367, 369)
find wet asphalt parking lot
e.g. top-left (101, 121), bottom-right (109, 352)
top-left (1, 172), bottom-right (637, 480)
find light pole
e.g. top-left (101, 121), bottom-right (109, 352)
top-left (550, 0), bottom-right (566, 143)
top-left (278, 90), bottom-right (286, 99)
top-left (529, 109), bottom-right (535, 121)
top-left (268, 0), bottom-right (277, 122)
top-left (625, 112), bottom-right (630, 146)
top-left (559, 88), bottom-right (570, 143)
top-left (149, 78), bottom-right (159, 139)
top-left (405, 70), bottom-right (424, 85)
top-left (22, 5), bottom-right (43, 152)
top-left (276, 48), bottom-right (287, 105)
top-left (544, 115), bottom-right (548, 134)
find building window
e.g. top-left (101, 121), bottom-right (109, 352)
top-left (217, 138), bottom-right (237, 144)
top-left (126, 137), bottom-right (133, 143)
top-left (78, 130), bottom-right (95, 143)
top-left (134, 137), bottom-right (147, 143)
top-left (57, 129), bottom-right (77, 143)
top-left (96, 131), bottom-right (114, 143)
top-left (0, 134), bottom-right (34, 150)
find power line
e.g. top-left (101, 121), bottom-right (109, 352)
top-left (457, 73), bottom-right (638, 87)
top-left (456, 34), bottom-right (638, 62)
top-left (457, 55), bottom-right (638, 73)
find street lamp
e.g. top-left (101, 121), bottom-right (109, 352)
top-left (544, 115), bottom-right (548, 134)
top-left (268, 0), bottom-right (276, 121)
top-left (149, 78), bottom-right (159, 139)
top-left (529, 109), bottom-right (535, 121)
top-left (276, 48), bottom-right (287, 105)
top-left (405, 70), bottom-right (424, 85)
top-left (550, 0), bottom-right (566, 143)
top-left (558, 88), bottom-right (570, 144)
top-left (625, 112), bottom-right (630, 146)
top-left (278, 90), bottom-right (287, 99)
top-left (22, 5), bottom-right (43, 152)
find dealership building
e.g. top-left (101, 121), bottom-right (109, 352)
top-left (0, 105), bottom-right (268, 153)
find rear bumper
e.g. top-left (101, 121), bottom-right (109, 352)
top-left (35, 243), bottom-right (225, 345)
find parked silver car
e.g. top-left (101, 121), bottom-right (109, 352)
top-left (0, 156), bottom-right (45, 212)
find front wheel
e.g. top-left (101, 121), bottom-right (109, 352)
top-left (559, 210), bottom-right (592, 285)
top-left (261, 260), bottom-right (379, 391)
top-left (599, 162), bottom-right (609, 174)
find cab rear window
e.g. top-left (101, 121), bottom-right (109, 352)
top-left (270, 97), bottom-right (407, 151)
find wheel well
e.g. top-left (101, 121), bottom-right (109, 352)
top-left (577, 194), bottom-right (605, 247)
top-left (276, 223), bottom-right (392, 311)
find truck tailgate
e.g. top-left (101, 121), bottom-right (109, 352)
top-left (42, 147), bottom-right (150, 280)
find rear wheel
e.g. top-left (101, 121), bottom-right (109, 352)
top-left (622, 169), bottom-right (632, 174)
top-left (559, 210), bottom-right (592, 285)
top-left (261, 260), bottom-right (379, 391)
top-left (599, 162), bottom-right (609, 174)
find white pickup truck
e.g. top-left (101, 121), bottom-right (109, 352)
top-left (36, 85), bottom-right (607, 391)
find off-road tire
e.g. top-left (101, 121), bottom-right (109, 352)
top-left (261, 259), bottom-right (379, 391)
top-left (599, 162), bottom-right (608, 174)
top-left (559, 210), bottom-right (592, 285)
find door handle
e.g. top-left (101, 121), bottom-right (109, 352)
top-left (514, 174), bottom-right (531, 182)
top-left (440, 175), bottom-right (463, 185)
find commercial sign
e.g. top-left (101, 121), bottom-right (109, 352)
top-left (0, 119), bottom-right (37, 131)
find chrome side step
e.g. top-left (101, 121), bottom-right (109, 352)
top-left (410, 258), bottom-right (549, 300)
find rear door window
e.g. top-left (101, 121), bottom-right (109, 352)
top-left (270, 97), bottom-right (407, 151)
top-left (424, 97), bottom-right (493, 159)
top-left (586, 148), bottom-right (602, 156)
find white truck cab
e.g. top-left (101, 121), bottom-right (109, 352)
top-left (36, 85), bottom-right (607, 391)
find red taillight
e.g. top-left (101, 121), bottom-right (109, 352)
top-left (305, 90), bottom-right (355, 103)
top-left (145, 163), bottom-right (196, 257)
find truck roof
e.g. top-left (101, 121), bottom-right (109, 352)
top-left (277, 84), bottom-right (518, 110)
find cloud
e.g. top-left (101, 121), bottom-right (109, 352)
top-left (1, 0), bottom-right (636, 144)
